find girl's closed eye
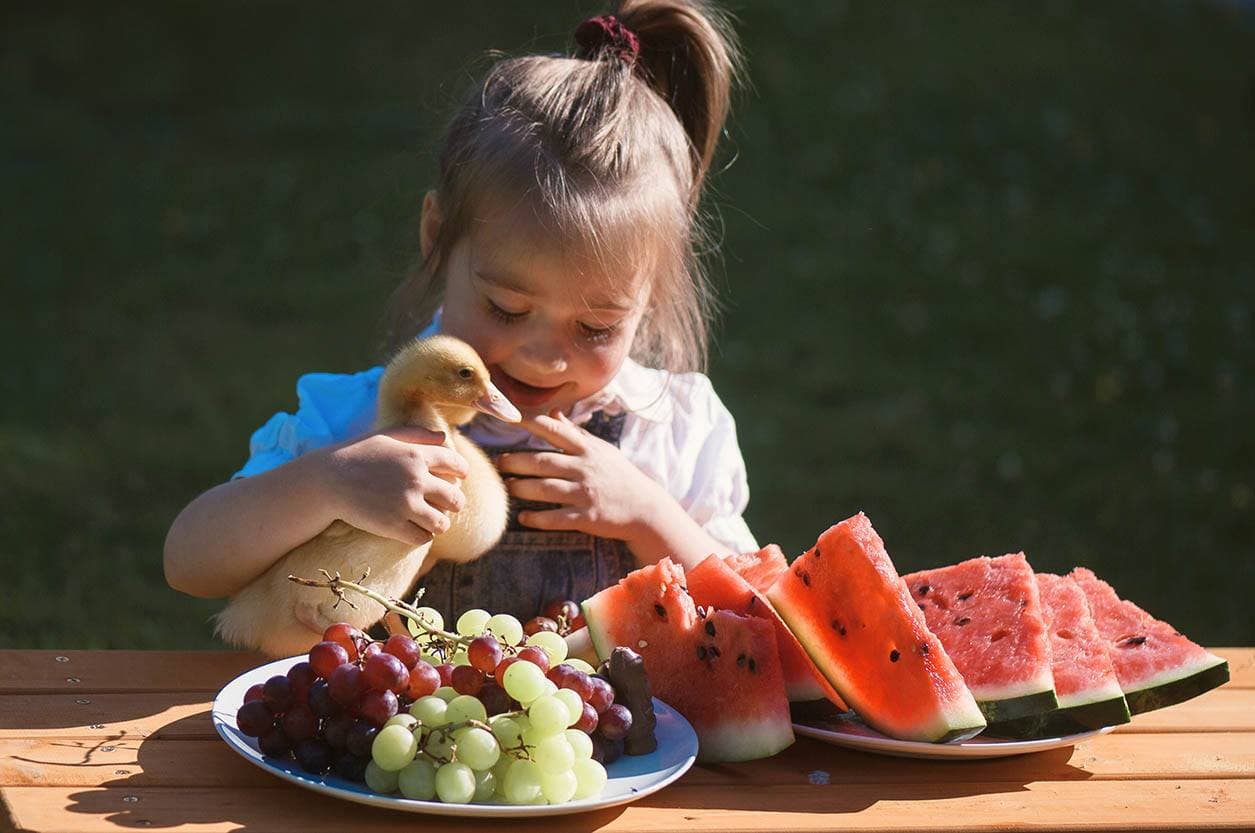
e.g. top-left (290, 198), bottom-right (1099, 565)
top-left (485, 297), bottom-right (527, 324)
top-left (579, 320), bottom-right (620, 344)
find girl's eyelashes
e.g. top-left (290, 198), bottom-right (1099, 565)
top-left (579, 321), bottom-right (619, 344)
top-left (484, 298), bottom-right (526, 324)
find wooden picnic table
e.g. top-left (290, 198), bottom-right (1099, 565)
top-left (1, 648), bottom-right (1251, 832)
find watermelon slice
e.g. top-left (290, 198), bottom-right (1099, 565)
top-left (902, 553), bottom-right (1058, 724)
top-left (767, 513), bottom-right (986, 742)
top-left (582, 559), bottom-right (794, 762)
top-left (724, 544), bottom-right (788, 594)
top-left (986, 573), bottom-right (1131, 738)
top-left (1070, 567), bottom-right (1229, 714)
top-left (687, 554), bottom-right (848, 707)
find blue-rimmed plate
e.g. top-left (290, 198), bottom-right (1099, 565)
top-left (212, 656), bottom-right (698, 817)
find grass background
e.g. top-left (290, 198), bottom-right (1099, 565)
top-left (2, 1), bottom-right (1252, 648)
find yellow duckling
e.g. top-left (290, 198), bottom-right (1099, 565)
top-left (214, 335), bottom-right (521, 657)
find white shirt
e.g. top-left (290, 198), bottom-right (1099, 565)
top-left (233, 351), bottom-right (759, 555)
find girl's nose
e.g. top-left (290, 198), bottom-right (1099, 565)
top-left (516, 333), bottom-right (569, 377)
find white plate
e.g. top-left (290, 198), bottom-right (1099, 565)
top-left (213, 656), bottom-right (697, 817)
top-left (793, 709), bottom-right (1115, 759)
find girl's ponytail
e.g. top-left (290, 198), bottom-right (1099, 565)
top-left (587, 0), bottom-right (741, 202)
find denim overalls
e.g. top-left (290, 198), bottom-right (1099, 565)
top-left (414, 411), bottom-right (639, 622)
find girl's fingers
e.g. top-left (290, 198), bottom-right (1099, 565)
top-left (496, 451), bottom-right (579, 478)
top-left (506, 476), bottom-right (585, 506)
top-left (423, 446), bottom-right (470, 479)
top-left (517, 506), bottom-right (585, 532)
top-left (519, 411), bottom-right (587, 454)
top-left (407, 502), bottom-right (451, 538)
top-left (423, 475), bottom-right (466, 513)
top-left (391, 520), bottom-right (434, 547)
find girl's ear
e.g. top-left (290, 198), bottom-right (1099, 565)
top-left (420, 190), bottom-right (444, 261)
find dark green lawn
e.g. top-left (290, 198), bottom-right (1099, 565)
top-left (3, 1), bottom-right (1252, 648)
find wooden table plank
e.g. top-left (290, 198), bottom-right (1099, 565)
top-left (4, 780), bottom-right (1253, 833)
top-left (2, 732), bottom-right (1252, 789)
top-left (1112, 689), bottom-right (1254, 733)
top-left (0, 651), bottom-right (266, 695)
top-left (2, 648), bottom-right (1248, 695)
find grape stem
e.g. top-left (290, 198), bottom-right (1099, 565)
top-left (413, 712), bottom-right (530, 765)
top-left (287, 569), bottom-right (473, 648)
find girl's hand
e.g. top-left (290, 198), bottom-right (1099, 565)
top-left (318, 426), bottom-right (470, 546)
top-left (497, 411), bottom-right (668, 545)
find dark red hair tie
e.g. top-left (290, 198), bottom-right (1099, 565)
top-left (575, 14), bottom-right (641, 65)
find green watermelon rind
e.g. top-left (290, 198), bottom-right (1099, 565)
top-left (697, 716), bottom-right (795, 763)
top-left (1123, 654), bottom-right (1229, 715)
top-left (580, 596), bottom-right (620, 662)
top-left (768, 592), bottom-right (987, 744)
top-left (974, 684), bottom-right (1060, 724)
top-left (986, 693), bottom-right (1131, 739)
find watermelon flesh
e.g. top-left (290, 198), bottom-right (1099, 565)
top-left (1070, 567), bottom-right (1229, 715)
top-left (581, 558), bottom-right (794, 762)
top-left (768, 513), bottom-right (986, 742)
top-left (986, 573), bottom-right (1131, 738)
top-left (724, 544), bottom-right (789, 594)
top-left (902, 553), bottom-right (1058, 724)
top-left (687, 554), bottom-right (848, 707)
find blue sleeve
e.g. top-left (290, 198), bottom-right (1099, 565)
top-left (232, 366), bottom-right (385, 479)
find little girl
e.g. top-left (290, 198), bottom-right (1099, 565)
top-left (164, 0), bottom-right (757, 625)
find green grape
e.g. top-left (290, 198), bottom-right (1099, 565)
top-left (540, 679), bottom-right (558, 698)
top-left (424, 729), bottom-right (457, 762)
top-left (420, 649), bottom-right (444, 666)
top-left (520, 719), bottom-right (550, 748)
top-left (502, 660), bottom-right (546, 704)
top-left (433, 686), bottom-right (459, 703)
top-left (553, 688), bottom-right (583, 726)
top-left (534, 734), bottom-right (575, 775)
top-left (503, 758), bottom-right (543, 805)
top-left (472, 768), bottom-right (498, 803)
top-left (445, 694), bottom-right (487, 725)
top-left (528, 695), bottom-right (571, 736)
top-left (484, 613), bottom-right (524, 646)
top-left (490, 751), bottom-right (516, 783)
top-left (449, 649), bottom-right (469, 666)
top-left (525, 630), bottom-right (568, 664)
top-left (435, 761), bottom-right (477, 804)
top-left (564, 728), bottom-right (593, 761)
top-left (385, 713), bottom-right (419, 731)
top-left (364, 759), bottom-right (400, 794)
top-left (456, 608), bottom-right (491, 636)
top-left (397, 757), bottom-right (437, 800)
top-left (409, 606), bottom-right (444, 634)
top-left (409, 695), bottom-right (449, 726)
top-left (455, 726), bottom-right (500, 771)
top-left (489, 715), bottom-right (522, 748)
top-left (541, 769), bottom-right (578, 804)
top-left (371, 724), bottom-right (419, 771)
top-left (571, 758), bottom-right (607, 800)
top-left (563, 657), bottom-right (596, 674)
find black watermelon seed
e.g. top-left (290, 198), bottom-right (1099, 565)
top-left (705, 620), bottom-right (716, 637)
top-left (917, 603), bottom-right (926, 611)
top-left (957, 592), bottom-right (972, 601)
top-left (736, 654), bottom-right (746, 667)
top-left (748, 596), bottom-right (757, 609)
top-left (709, 645), bottom-right (721, 657)
top-left (954, 616), bottom-right (971, 626)
top-left (801, 572), bottom-right (811, 587)
top-left (831, 620), bottom-right (847, 637)
top-left (1121, 635), bottom-right (1147, 647)
top-left (697, 645), bottom-right (707, 661)
top-left (814, 546), bottom-right (822, 559)
top-left (917, 584), bottom-right (930, 596)
top-left (890, 650), bottom-right (900, 663)
top-left (747, 658), bottom-right (757, 673)
top-left (654, 603), bottom-right (667, 618)
top-left (919, 643), bottom-right (929, 655)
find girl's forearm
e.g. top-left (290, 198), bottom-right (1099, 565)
top-left (163, 449), bottom-right (341, 598)
top-left (624, 496), bottom-right (732, 571)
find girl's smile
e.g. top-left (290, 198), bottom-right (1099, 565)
top-left (488, 366), bottom-right (571, 409)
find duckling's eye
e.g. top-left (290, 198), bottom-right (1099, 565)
top-left (458, 367), bottom-right (474, 380)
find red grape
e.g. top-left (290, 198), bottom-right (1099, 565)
top-left (598, 704), bottom-right (633, 740)
top-left (479, 682), bottom-right (512, 716)
top-left (574, 701), bottom-right (599, 733)
top-left (361, 641), bottom-right (384, 661)
top-left (286, 661), bottom-right (317, 702)
top-left (262, 675), bottom-right (294, 714)
top-left (548, 665), bottom-right (594, 701)
top-left (294, 738), bottom-right (333, 773)
top-left (435, 663), bottom-right (455, 687)
top-left (258, 726), bottom-right (291, 757)
top-left (450, 664), bottom-right (485, 696)
top-left (406, 661), bottom-right (441, 700)
top-left (281, 703), bottom-right (318, 742)
top-left (307, 679), bottom-right (339, 719)
top-left (328, 664), bottom-right (365, 706)
top-left (334, 752), bottom-right (369, 782)
top-left (356, 689), bottom-right (399, 727)
top-left (384, 634), bottom-right (421, 669)
top-left (364, 652), bottom-right (410, 694)
top-left (467, 635), bottom-right (504, 673)
top-left (543, 599), bottom-right (581, 632)
top-left (517, 646), bottom-right (550, 674)
top-left (587, 676), bottom-right (614, 713)
top-left (494, 656), bottom-right (521, 689)
top-left (309, 641), bottom-right (350, 678)
top-left (597, 734), bottom-right (624, 764)
top-left (524, 616), bottom-right (558, 636)
top-left (322, 623), bottom-right (364, 662)
top-left (322, 713), bottom-right (355, 751)
top-left (236, 700), bottom-right (275, 737)
top-left (243, 683), bottom-right (265, 703)
top-left (345, 719), bottom-right (380, 757)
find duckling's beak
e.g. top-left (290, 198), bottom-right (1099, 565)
top-left (474, 381), bottom-right (522, 423)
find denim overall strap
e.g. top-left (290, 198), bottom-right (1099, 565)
top-left (415, 410), bottom-right (638, 623)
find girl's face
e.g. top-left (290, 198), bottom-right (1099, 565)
top-left (436, 205), bottom-right (650, 419)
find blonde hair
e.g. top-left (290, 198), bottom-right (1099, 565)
top-left (383, 0), bottom-right (741, 373)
